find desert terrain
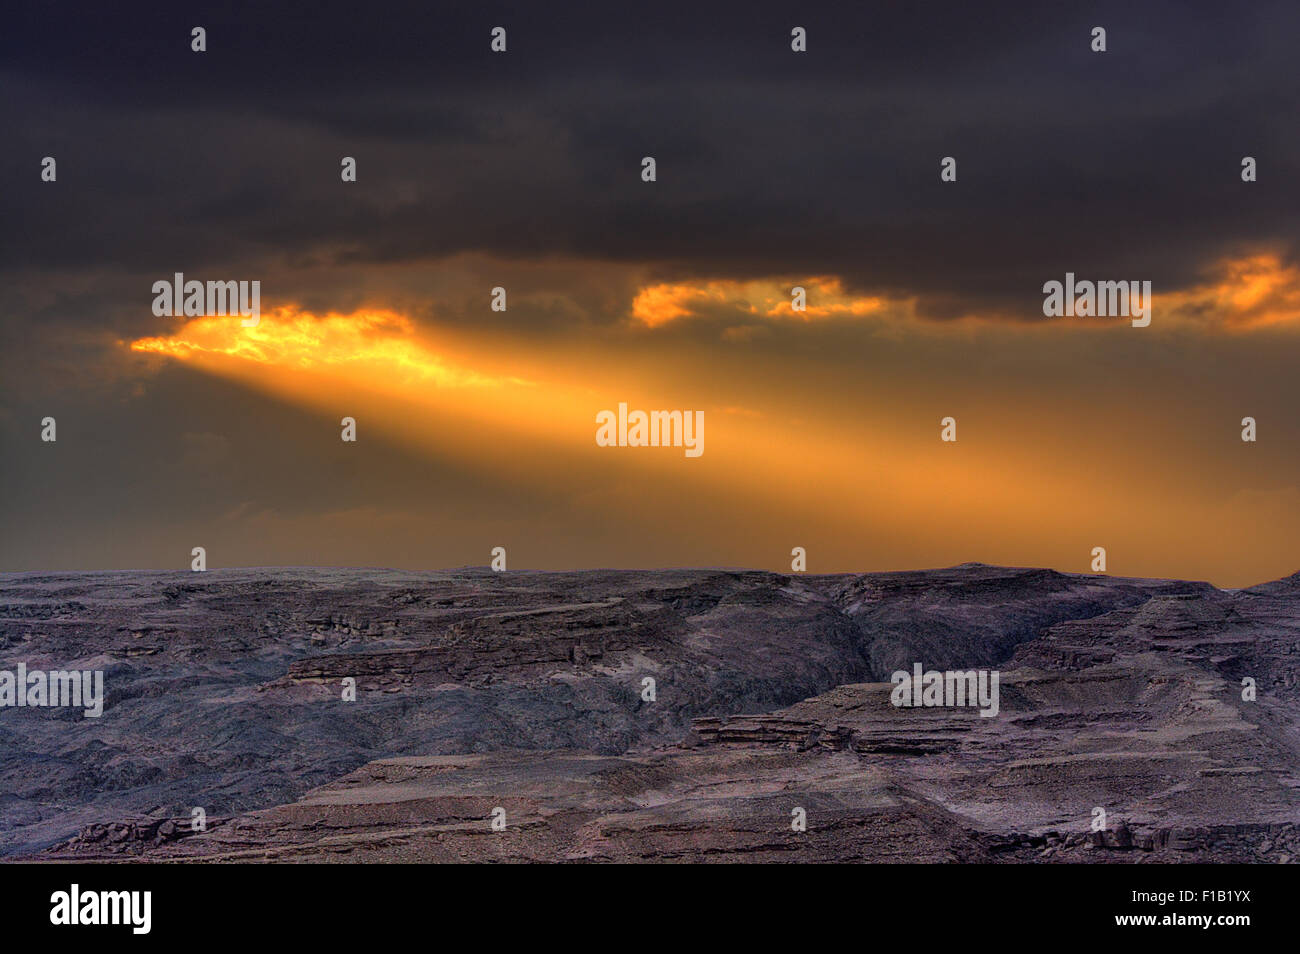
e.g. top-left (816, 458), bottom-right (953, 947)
top-left (2, 564), bottom-right (1298, 862)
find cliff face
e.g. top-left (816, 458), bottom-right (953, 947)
top-left (2, 564), bottom-right (1297, 861)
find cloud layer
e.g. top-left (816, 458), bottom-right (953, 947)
top-left (3, 1), bottom-right (1299, 584)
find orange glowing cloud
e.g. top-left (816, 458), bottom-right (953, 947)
top-left (1160, 254), bottom-right (1300, 330)
top-left (630, 254), bottom-right (1300, 333)
top-left (630, 281), bottom-right (735, 327)
top-left (631, 277), bottom-right (889, 327)
top-left (131, 306), bottom-right (522, 388)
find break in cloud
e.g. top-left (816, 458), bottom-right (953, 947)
top-left (2, 1), bottom-right (1300, 585)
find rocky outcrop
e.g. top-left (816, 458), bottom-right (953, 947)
top-left (6, 564), bottom-right (1300, 862)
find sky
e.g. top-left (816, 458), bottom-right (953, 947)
top-left (2, 1), bottom-right (1299, 586)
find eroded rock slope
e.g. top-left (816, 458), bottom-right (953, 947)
top-left (3, 564), bottom-right (1296, 861)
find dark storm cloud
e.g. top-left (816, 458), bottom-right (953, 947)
top-left (2, 0), bottom-right (1298, 328)
top-left (4, 1), bottom-right (1300, 580)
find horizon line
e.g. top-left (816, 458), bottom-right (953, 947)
top-left (2, 561), bottom-right (1296, 591)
